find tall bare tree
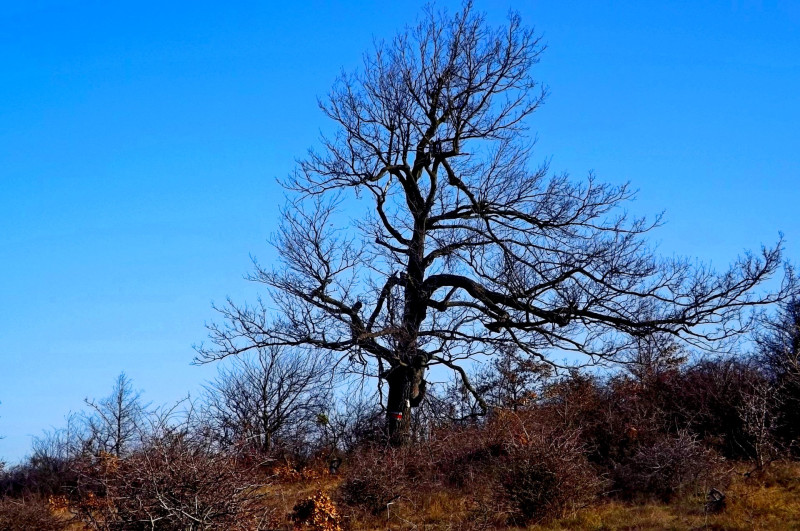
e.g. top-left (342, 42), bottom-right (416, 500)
top-left (198, 2), bottom-right (788, 443)
top-left (84, 372), bottom-right (147, 458)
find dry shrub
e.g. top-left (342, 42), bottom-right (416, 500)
top-left (432, 425), bottom-right (506, 490)
top-left (0, 456), bottom-right (79, 500)
top-left (610, 430), bottom-right (725, 501)
top-left (338, 410), bottom-right (602, 526)
top-left (0, 496), bottom-right (68, 531)
top-left (289, 490), bottom-right (342, 530)
top-left (267, 456), bottom-right (332, 484)
top-left (430, 411), bottom-right (603, 523)
top-left (487, 411), bottom-right (604, 525)
top-left (501, 459), bottom-right (559, 524)
top-left (72, 433), bottom-right (273, 530)
top-left (337, 447), bottom-right (410, 515)
top-left (541, 369), bottom-right (736, 502)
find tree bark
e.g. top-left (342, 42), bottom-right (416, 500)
top-left (385, 365), bottom-right (425, 446)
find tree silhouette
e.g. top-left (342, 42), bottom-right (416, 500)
top-left (198, 2), bottom-right (788, 444)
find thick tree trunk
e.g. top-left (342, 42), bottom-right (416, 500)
top-left (385, 366), bottom-right (425, 446)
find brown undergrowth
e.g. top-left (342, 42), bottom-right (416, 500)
top-left (318, 461), bottom-right (800, 530)
top-left (0, 460), bottom-right (798, 529)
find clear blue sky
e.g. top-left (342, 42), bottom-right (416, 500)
top-left (1, 0), bottom-right (798, 463)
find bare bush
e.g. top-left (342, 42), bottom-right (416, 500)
top-left (485, 412), bottom-right (603, 525)
top-left (338, 448), bottom-right (409, 516)
top-left (540, 366), bottom-right (734, 502)
top-left (676, 359), bottom-right (777, 461)
top-left (315, 387), bottom-right (384, 457)
top-left (6, 414), bottom-right (88, 498)
top-left (73, 437), bottom-right (272, 530)
top-left (737, 376), bottom-right (781, 467)
top-left (757, 297), bottom-right (800, 453)
top-left (338, 410), bottom-right (601, 525)
top-left (0, 497), bottom-right (68, 531)
top-left (610, 430), bottom-right (725, 501)
top-left (71, 411), bottom-right (273, 530)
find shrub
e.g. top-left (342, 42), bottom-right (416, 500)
top-left (501, 459), bottom-right (559, 524)
top-left (0, 456), bottom-right (79, 499)
top-left (610, 430), bottom-right (725, 501)
top-left (289, 491), bottom-right (341, 531)
top-left (0, 497), bottom-right (68, 531)
top-left (72, 433), bottom-right (273, 530)
top-left (670, 359), bottom-right (772, 461)
top-left (491, 412), bottom-right (603, 525)
top-left (337, 410), bottom-right (602, 526)
top-left (337, 447), bottom-right (409, 515)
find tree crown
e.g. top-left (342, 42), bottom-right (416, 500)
top-left (198, 2), bottom-right (789, 418)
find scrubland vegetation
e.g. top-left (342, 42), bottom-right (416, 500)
top-left (1, 302), bottom-right (799, 529)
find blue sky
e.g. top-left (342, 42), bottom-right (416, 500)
top-left (1, 0), bottom-right (798, 462)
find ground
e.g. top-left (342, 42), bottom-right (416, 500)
top-left (258, 461), bottom-right (800, 530)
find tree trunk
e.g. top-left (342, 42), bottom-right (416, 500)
top-left (262, 431), bottom-right (272, 454)
top-left (385, 366), bottom-right (425, 446)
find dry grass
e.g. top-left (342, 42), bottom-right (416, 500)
top-left (534, 462), bottom-right (800, 531)
top-left (276, 461), bottom-right (799, 530)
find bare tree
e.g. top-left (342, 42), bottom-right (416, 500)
top-left (483, 346), bottom-right (551, 412)
top-left (756, 296), bottom-right (800, 451)
top-left (203, 346), bottom-right (331, 453)
top-left (758, 297), bottom-right (800, 389)
top-left (198, 2), bottom-right (789, 444)
top-left (623, 333), bottom-right (688, 384)
top-left (316, 384), bottom-right (384, 456)
top-left (425, 347), bottom-right (551, 426)
top-left (83, 373), bottom-right (147, 458)
top-left (737, 373), bottom-right (780, 468)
